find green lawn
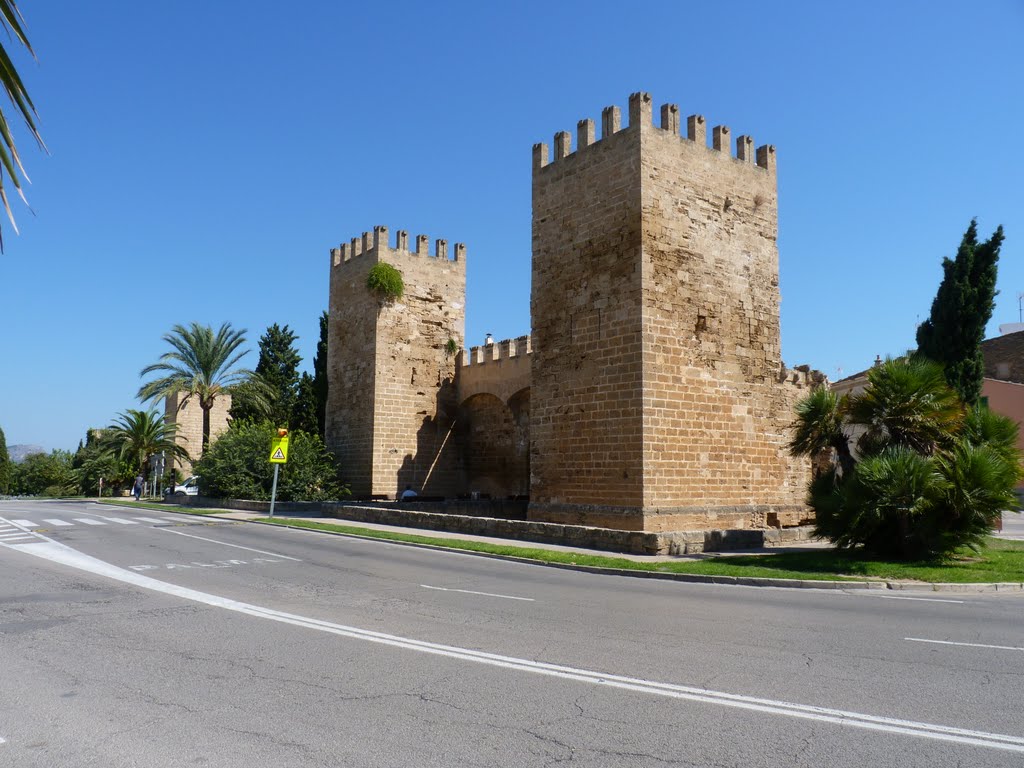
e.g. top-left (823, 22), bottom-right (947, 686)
top-left (253, 517), bottom-right (1024, 584)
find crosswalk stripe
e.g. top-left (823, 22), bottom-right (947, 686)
top-left (0, 532), bottom-right (31, 539)
top-left (101, 517), bottom-right (138, 525)
top-left (135, 517), bottom-right (167, 524)
top-left (43, 519), bottom-right (74, 526)
top-left (73, 518), bottom-right (106, 526)
top-left (12, 519), bottom-right (38, 528)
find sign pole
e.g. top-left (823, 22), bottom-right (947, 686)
top-left (268, 428), bottom-right (289, 519)
top-left (269, 463), bottom-right (280, 519)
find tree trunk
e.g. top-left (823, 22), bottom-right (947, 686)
top-left (201, 405), bottom-right (211, 456)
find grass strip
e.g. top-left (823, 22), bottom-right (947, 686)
top-left (100, 499), bottom-right (223, 516)
top-left (255, 517), bottom-right (1021, 583)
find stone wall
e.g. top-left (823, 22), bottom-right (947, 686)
top-left (530, 104), bottom-right (647, 518)
top-left (326, 226), bottom-right (466, 498)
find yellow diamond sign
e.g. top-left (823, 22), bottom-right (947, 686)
top-left (269, 436), bottom-right (290, 464)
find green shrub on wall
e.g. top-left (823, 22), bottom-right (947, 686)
top-left (366, 262), bottom-right (404, 302)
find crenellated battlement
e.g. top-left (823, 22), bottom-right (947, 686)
top-left (330, 224), bottom-right (466, 268)
top-left (779, 363), bottom-right (828, 390)
top-left (461, 335), bottom-right (532, 367)
top-left (533, 91), bottom-right (776, 174)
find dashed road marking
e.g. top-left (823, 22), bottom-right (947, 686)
top-left (421, 584), bottom-right (535, 602)
top-left (863, 595), bottom-right (965, 604)
top-left (154, 527), bottom-right (302, 561)
top-left (905, 637), bottom-right (1024, 652)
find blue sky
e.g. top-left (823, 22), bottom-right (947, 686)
top-left (1, 0), bottom-right (1022, 451)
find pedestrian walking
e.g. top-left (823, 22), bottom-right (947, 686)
top-left (133, 474), bottom-right (144, 501)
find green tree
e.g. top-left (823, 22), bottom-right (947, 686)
top-left (12, 450), bottom-right (78, 497)
top-left (791, 358), bottom-right (1020, 560)
top-left (0, 424), bottom-right (11, 494)
top-left (101, 409), bottom-right (189, 476)
top-left (291, 372), bottom-right (319, 435)
top-left (0, 1), bottom-right (46, 251)
top-left (138, 322), bottom-right (258, 454)
top-left (230, 324), bottom-right (300, 427)
top-left (313, 310), bottom-right (328, 437)
top-left (916, 219), bottom-right (1005, 405)
top-left (72, 429), bottom-right (124, 496)
top-left (194, 421), bottom-right (344, 502)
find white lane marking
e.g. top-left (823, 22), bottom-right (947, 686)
top-left (864, 595), bottom-right (965, 604)
top-left (421, 584), bottom-right (535, 602)
top-left (73, 518), bottom-right (106, 526)
top-left (0, 532), bottom-right (33, 539)
top-left (42, 519), bottom-right (73, 527)
top-left (100, 517), bottom-right (138, 525)
top-left (154, 527), bottom-right (302, 561)
top-left (7, 537), bottom-right (1024, 754)
top-left (906, 637), bottom-right (1024, 652)
top-left (134, 517), bottom-right (169, 524)
top-left (11, 520), bottom-right (38, 528)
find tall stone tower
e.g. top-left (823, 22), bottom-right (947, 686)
top-left (529, 91), bottom-right (805, 531)
top-left (326, 226), bottom-right (466, 498)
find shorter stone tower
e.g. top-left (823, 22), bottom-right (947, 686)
top-left (163, 392), bottom-right (231, 475)
top-left (326, 226), bottom-right (466, 498)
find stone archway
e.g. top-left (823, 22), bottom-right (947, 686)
top-left (457, 392), bottom-right (529, 499)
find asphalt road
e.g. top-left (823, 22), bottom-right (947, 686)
top-left (1, 499), bottom-right (1022, 767)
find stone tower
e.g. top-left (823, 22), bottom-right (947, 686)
top-left (326, 226), bottom-right (466, 498)
top-left (529, 91), bottom-right (806, 531)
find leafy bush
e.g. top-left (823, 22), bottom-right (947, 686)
top-left (366, 262), bottom-right (404, 302)
top-left (194, 421), bottom-right (346, 502)
top-left (792, 357), bottom-right (1022, 559)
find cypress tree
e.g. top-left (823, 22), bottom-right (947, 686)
top-left (313, 311), bottom-right (328, 438)
top-left (916, 219), bottom-right (1004, 405)
top-left (0, 425), bottom-right (11, 494)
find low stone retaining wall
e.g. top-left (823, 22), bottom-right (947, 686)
top-left (320, 503), bottom-right (816, 556)
top-left (174, 496), bottom-right (815, 555)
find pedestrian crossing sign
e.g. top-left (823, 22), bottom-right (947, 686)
top-left (269, 436), bottom-right (289, 463)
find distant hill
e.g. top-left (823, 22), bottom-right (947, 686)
top-left (9, 444), bottom-right (46, 463)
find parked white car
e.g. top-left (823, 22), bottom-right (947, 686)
top-left (166, 475), bottom-right (200, 498)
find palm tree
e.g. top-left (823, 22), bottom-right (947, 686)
top-left (790, 355), bottom-right (1020, 559)
top-left (789, 387), bottom-right (855, 478)
top-left (138, 322), bottom-right (260, 454)
top-left (0, 0), bottom-right (46, 251)
top-left (846, 357), bottom-right (964, 457)
top-left (102, 409), bottom-right (189, 476)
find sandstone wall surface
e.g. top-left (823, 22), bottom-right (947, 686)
top-left (528, 92), bottom-right (811, 530)
top-left (165, 391), bottom-right (231, 475)
top-left (327, 227), bottom-right (465, 498)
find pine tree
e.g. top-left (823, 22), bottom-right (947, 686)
top-left (0, 425), bottom-right (11, 494)
top-left (230, 324), bottom-right (301, 427)
top-left (916, 219), bottom-right (1004, 405)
